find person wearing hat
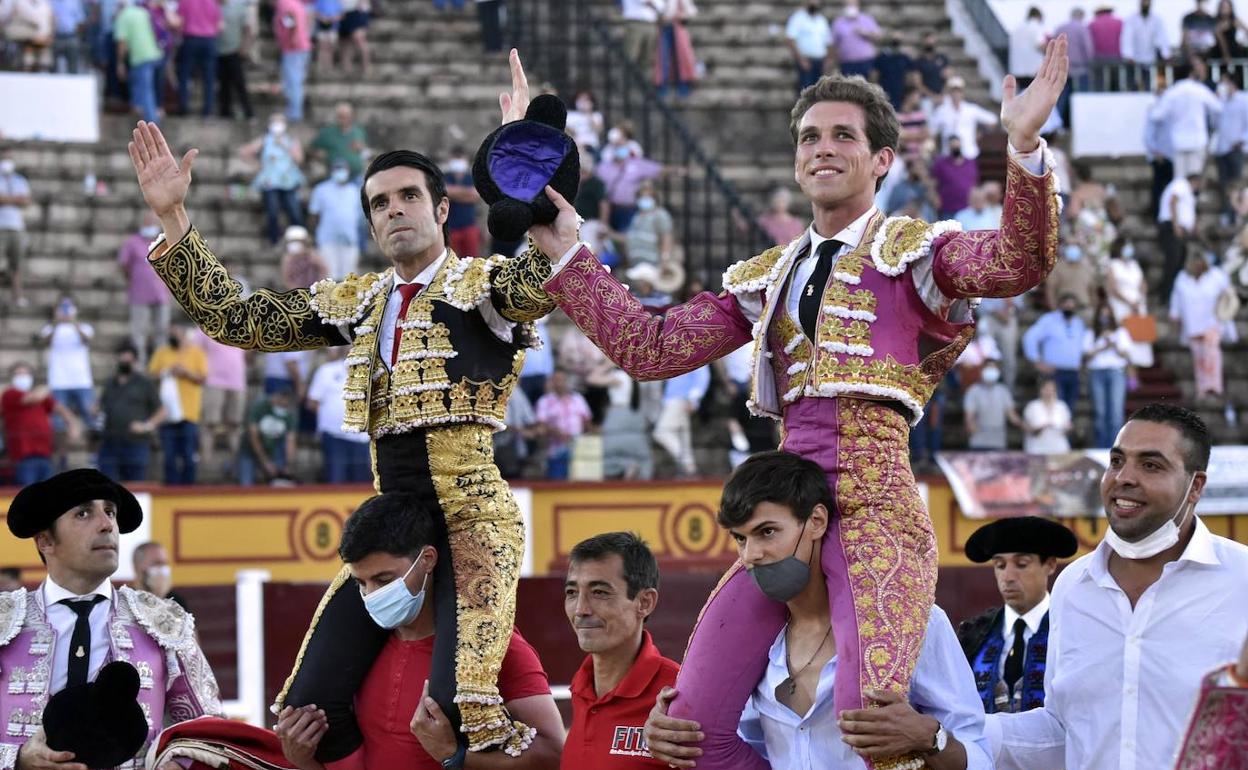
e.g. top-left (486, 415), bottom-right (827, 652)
top-left (956, 516), bottom-right (1077, 714)
top-left (128, 56), bottom-right (563, 762)
top-left (0, 468), bottom-right (220, 769)
top-left (279, 225), bottom-right (329, 290)
top-left (625, 263), bottom-right (672, 311)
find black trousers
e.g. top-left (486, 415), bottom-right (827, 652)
top-left (477, 0), bottom-right (504, 53)
top-left (218, 52), bottom-right (253, 119)
top-left (1157, 221), bottom-right (1187, 304)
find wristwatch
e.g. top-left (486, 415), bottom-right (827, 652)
top-left (441, 744), bottom-right (467, 769)
top-left (929, 720), bottom-right (949, 754)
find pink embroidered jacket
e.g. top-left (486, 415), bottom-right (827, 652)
top-left (0, 586), bottom-right (222, 769)
top-left (544, 152), bottom-right (1060, 425)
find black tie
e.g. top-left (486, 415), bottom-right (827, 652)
top-left (62, 596), bottom-right (105, 688)
top-left (798, 239), bottom-right (841, 342)
top-left (1003, 617), bottom-right (1027, 696)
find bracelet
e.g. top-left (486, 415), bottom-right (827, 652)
top-left (1227, 663), bottom-right (1248, 688)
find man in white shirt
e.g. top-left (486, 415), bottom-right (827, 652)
top-left (786, 2), bottom-right (833, 94)
top-left (306, 346), bottom-right (372, 483)
top-left (643, 451), bottom-right (991, 770)
top-left (988, 404), bottom-right (1248, 770)
top-left (1008, 7), bottom-right (1047, 89)
top-left (1149, 59), bottom-right (1221, 180)
top-left (1157, 173), bottom-right (1201, 301)
top-left (1214, 70), bottom-right (1248, 222)
top-left (1120, 0), bottom-right (1170, 83)
top-left (930, 77), bottom-right (998, 159)
top-left (621, 0), bottom-right (659, 68)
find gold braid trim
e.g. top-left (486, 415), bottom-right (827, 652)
top-left (150, 228), bottom-right (336, 351)
top-left (489, 246), bottom-right (556, 323)
top-left (721, 244), bottom-right (788, 295)
top-left (272, 566), bottom-right (352, 712)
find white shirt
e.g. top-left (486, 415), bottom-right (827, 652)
top-left (41, 321), bottom-right (94, 390)
top-left (1169, 266), bottom-right (1232, 343)
top-left (620, 0), bottom-right (657, 22)
top-left (262, 348), bottom-right (312, 382)
top-left (987, 518), bottom-right (1248, 770)
top-left (1120, 12), bottom-right (1171, 63)
top-left (738, 606), bottom-right (992, 770)
top-left (1149, 79), bottom-right (1221, 154)
top-left (307, 358), bottom-right (369, 442)
top-left (998, 594), bottom-right (1050, 681)
top-left (1009, 19), bottom-right (1047, 77)
top-left (1157, 177), bottom-right (1196, 229)
top-left (1083, 327), bottom-right (1133, 369)
top-left (1022, 399), bottom-right (1071, 455)
top-left (43, 576), bottom-right (113, 694)
top-left (1214, 90), bottom-right (1248, 155)
top-left (786, 9), bottom-right (833, 59)
top-left (930, 98), bottom-right (999, 159)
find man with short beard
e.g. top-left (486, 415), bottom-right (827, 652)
top-left (127, 51), bottom-right (557, 765)
top-left (988, 404), bottom-right (1248, 770)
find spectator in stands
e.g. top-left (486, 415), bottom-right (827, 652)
top-left (190, 328), bottom-right (247, 474)
top-left (1144, 97), bottom-right (1175, 220)
top-left (218, 0), bottom-right (256, 120)
top-left (118, 211), bottom-right (171, 361)
top-left (621, 0), bottom-right (657, 68)
top-left (241, 113), bottom-right (306, 245)
top-left (442, 146), bottom-right (481, 258)
top-left (280, 225), bottom-right (328, 289)
top-left (654, 0), bottom-right (697, 100)
top-left (1150, 60), bottom-right (1221, 182)
top-left (2, 363), bottom-right (77, 484)
top-left (625, 263), bottom-right (672, 311)
top-left (557, 326), bottom-right (610, 422)
top-left (49, 0), bottom-right (86, 72)
top-left (0, 151), bottom-right (31, 308)
top-left (476, 0), bottom-right (504, 54)
top-left (756, 186), bottom-right (805, 246)
top-left (831, 0), bottom-right (879, 78)
top-left (535, 369), bottom-right (592, 480)
top-left (785, 1), bottom-right (832, 95)
top-left (263, 349), bottom-right (312, 404)
top-left (896, 87), bottom-right (931, 160)
top-left (144, 0), bottom-right (182, 119)
top-left (307, 347), bottom-right (371, 483)
top-left (1121, 0), bottom-right (1171, 86)
top-left (311, 101), bottom-right (369, 179)
top-left (625, 180), bottom-right (674, 268)
top-left (589, 362), bottom-right (653, 480)
top-left (6, 0), bottom-right (54, 70)
top-left (1045, 242), bottom-right (1098, 311)
top-left (148, 325), bottom-right (208, 485)
top-left (1022, 376), bottom-right (1073, 455)
top-left (113, 1), bottom-right (160, 122)
top-left (955, 185), bottom-right (998, 230)
top-left (956, 326), bottom-right (1002, 388)
top-left (1214, 0), bottom-right (1248, 67)
top-left (98, 342), bottom-right (162, 482)
top-left (175, 0), bottom-right (220, 117)
top-left (276, 494), bottom-right (563, 767)
top-left (566, 90), bottom-right (605, 154)
top-left (313, 0), bottom-right (342, 72)
top-left (90, 0), bottom-right (126, 105)
top-left (337, 0), bottom-right (370, 74)
top-left (1105, 239), bottom-right (1155, 369)
top-left (1055, 8), bottom-right (1093, 96)
top-left (1084, 299), bottom-right (1133, 448)
top-left (1009, 6), bottom-right (1047, 91)
top-left (963, 359), bottom-right (1021, 450)
top-left (39, 294), bottom-right (95, 430)
top-left (1089, 6), bottom-right (1123, 83)
top-left (562, 533), bottom-right (677, 769)
top-left (1171, 251), bottom-right (1234, 403)
top-left (519, 317), bottom-right (553, 406)
top-left (599, 125), bottom-right (663, 233)
top-left (237, 384), bottom-right (297, 485)
top-left (494, 384), bottom-right (539, 479)
top-left (930, 135), bottom-right (978, 219)
top-left (573, 151), bottom-right (611, 253)
top-left (1024, 293), bottom-right (1086, 416)
top-left (874, 36), bottom-right (913, 110)
top-left (1158, 173), bottom-right (1201, 301)
top-left (273, 0), bottom-right (311, 121)
top-left (309, 161), bottom-right (364, 278)
top-left (1215, 70), bottom-right (1248, 223)
top-left (132, 540), bottom-right (189, 610)
top-left (915, 31), bottom-right (949, 95)
top-left (886, 155), bottom-right (938, 219)
top-left (979, 297), bottom-right (1023, 389)
top-left (652, 365), bottom-right (708, 478)
top-left (930, 75), bottom-right (997, 159)
top-left (0, 569), bottom-right (20, 592)
top-left (1183, 0), bottom-right (1218, 57)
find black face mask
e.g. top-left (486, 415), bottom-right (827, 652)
top-left (807, 3), bottom-right (818, 12)
top-left (923, 44), bottom-right (935, 53)
top-left (1061, 308), bottom-right (1075, 319)
top-left (950, 147), bottom-right (963, 158)
top-left (168, 336), bottom-right (180, 349)
top-left (117, 362), bottom-right (133, 376)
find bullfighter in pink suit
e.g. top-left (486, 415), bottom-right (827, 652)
top-left (0, 469), bottom-right (220, 769)
top-left (524, 39), bottom-right (1069, 770)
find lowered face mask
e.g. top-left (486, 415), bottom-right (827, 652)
top-left (749, 520), bottom-right (814, 602)
top-left (1104, 474), bottom-right (1199, 560)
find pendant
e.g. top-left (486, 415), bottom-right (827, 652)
top-left (806, 284), bottom-right (815, 296)
top-left (74, 646), bottom-right (84, 658)
top-left (778, 676), bottom-right (797, 696)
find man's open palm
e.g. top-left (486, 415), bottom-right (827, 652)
top-left (1000, 34), bottom-right (1068, 150)
top-left (128, 121), bottom-right (198, 217)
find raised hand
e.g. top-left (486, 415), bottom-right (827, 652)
top-left (498, 48), bottom-right (531, 125)
top-left (1000, 34), bottom-right (1068, 153)
top-left (128, 121), bottom-right (198, 241)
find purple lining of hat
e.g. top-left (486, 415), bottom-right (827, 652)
top-left (487, 122), bottom-right (571, 201)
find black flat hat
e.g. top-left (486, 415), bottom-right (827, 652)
top-left (43, 661), bottom-right (149, 767)
top-left (6, 468), bottom-right (142, 538)
top-left (964, 516), bottom-right (1078, 563)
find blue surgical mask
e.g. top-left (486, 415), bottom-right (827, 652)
top-left (1063, 245), bottom-right (1083, 262)
top-left (331, 168), bottom-right (350, 183)
top-left (361, 559), bottom-right (428, 629)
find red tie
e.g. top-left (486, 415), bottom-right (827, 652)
top-left (390, 282), bottom-right (424, 366)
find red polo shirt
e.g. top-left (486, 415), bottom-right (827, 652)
top-left (562, 631), bottom-right (680, 769)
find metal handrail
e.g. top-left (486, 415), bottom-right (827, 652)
top-left (1087, 58), bottom-right (1248, 92)
top-left (509, 0), bottom-right (772, 288)
top-left (959, 0), bottom-right (1009, 72)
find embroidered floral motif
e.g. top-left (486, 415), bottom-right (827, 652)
top-left (309, 269), bottom-right (392, 325)
top-left (722, 242), bottom-right (793, 295)
top-left (870, 216), bottom-right (963, 277)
